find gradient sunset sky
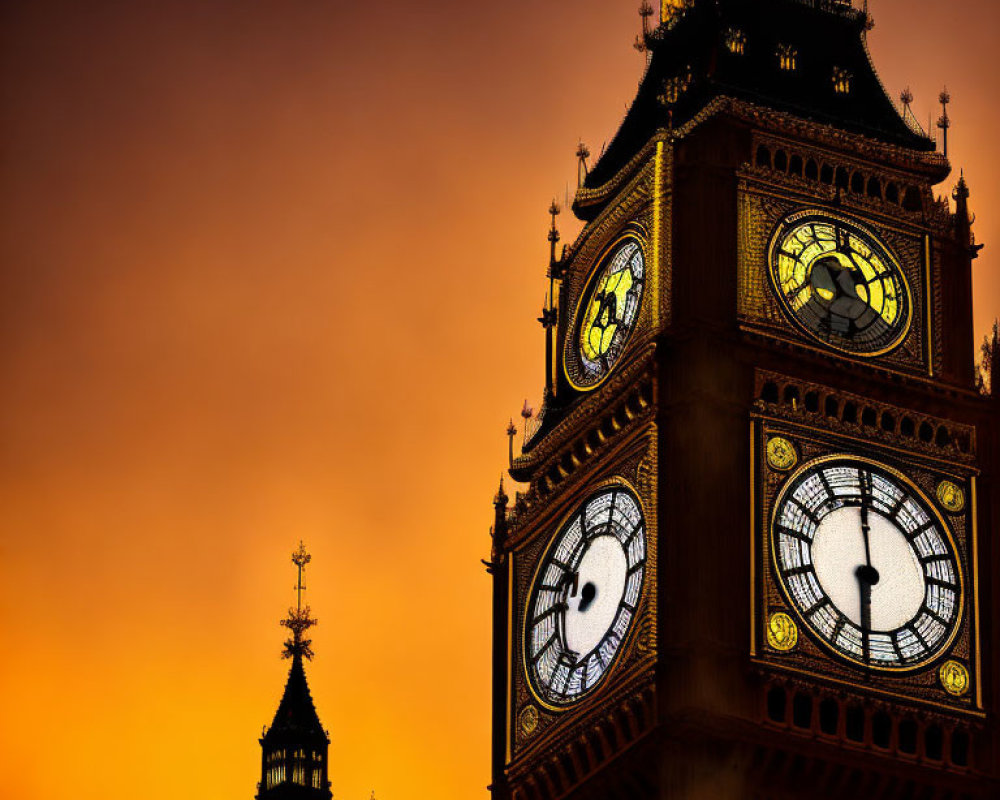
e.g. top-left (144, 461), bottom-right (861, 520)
top-left (1, 2), bottom-right (998, 799)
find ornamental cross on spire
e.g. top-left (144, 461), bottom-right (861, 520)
top-left (280, 541), bottom-right (317, 660)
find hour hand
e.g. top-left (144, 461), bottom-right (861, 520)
top-left (855, 564), bottom-right (880, 663)
top-left (558, 571), bottom-right (580, 604)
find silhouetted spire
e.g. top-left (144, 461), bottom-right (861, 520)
top-left (490, 476), bottom-right (510, 564)
top-left (257, 543), bottom-right (331, 799)
top-left (264, 655), bottom-right (326, 745)
top-left (953, 173), bottom-right (984, 262)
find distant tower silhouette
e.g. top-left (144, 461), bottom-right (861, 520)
top-left (256, 542), bottom-right (332, 799)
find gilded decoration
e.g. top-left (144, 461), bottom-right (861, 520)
top-left (767, 612), bottom-right (799, 652)
top-left (575, 133), bottom-right (670, 213)
top-left (508, 432), bottom-right (658, 768)
top-left (939, 660), bottom-right (970, 697)
top-left (766, 436), bottom-right (798, 471)
top-left (518, 704), bottom-right (539, 736)
top-left (751, 380), bottom-right (981, 715)
top-left (937, 480), bottom-right (966, 513)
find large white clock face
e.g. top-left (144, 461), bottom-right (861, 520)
top-left (772, 456), bottom-right (962, 670)
top-left (525, 486), bottom-right (646, 706)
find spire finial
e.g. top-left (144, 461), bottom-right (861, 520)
top-left (520, 400), bottom-right (534, 448)
top-left (506, 418), bottom-right (517, 469)
top-left (954, 169), bottom-right (969, 200)
top-left (547, 199), bottom-right (561, 252)
top-left (280, 542), bottom-right (317, 660)
top-left (291, 540), bottom-right (311, 611)
top-left (576, 142), bottom-right (590, 188)
top-left (635, 3), bottom-right (654, 57)
top-left (937, 87), bottom-right (951, 157)
top-left (495, 474), bottom-right (508, 506)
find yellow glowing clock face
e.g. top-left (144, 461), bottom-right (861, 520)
top-left (572, 236), bottom-right (646, 389)
top-left (768, 211), bottom-right (911, 356)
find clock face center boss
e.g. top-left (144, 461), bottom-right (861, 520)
top-left (524, 486), bottom-right (647, 707)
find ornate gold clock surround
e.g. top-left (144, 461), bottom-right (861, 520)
top-left (737, 132), bottom-right (941, 378)
top-left (750, 370), bottom-right (982, 716)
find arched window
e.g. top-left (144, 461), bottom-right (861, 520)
top-left (293, 750), bottom-right (307, 785)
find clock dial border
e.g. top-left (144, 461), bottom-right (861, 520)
top-left (521, 478), bottom-right (648, 712)
top-left (765, 208), bottom-right (914, 359)
top-left (769, 453), bottom-right (965, 674)
top-left (564, 230), bottom-right (649, 393)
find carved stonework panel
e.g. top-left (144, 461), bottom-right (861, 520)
top-left (752, 369), bottom-right (977, 465)
top-left (750, 406), bottom-right (982, 717)
top-left (746, 133), bottom-right (946, 232)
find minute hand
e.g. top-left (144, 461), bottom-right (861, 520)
top-left (855, 470), bottom-right (880, 665)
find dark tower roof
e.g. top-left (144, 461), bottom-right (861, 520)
top-left (263, 653), bottom-right (329, 746)
top-left (586, 0), bottom-right (933, 188)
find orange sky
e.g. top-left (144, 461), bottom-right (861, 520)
top-left (1, 2), bottom-right (997, 799)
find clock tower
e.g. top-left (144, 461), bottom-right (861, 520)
top-left (488, 2), bottom-right (998, 799)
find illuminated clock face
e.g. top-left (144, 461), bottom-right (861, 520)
top-left (772, 456), bottom-right (962, 670)
top-left (525, 486), bottom-right (646, 706)
top-left (769, 211), bottom-right (911, 355)
top-left (572, 236), bottom-right (646, 388)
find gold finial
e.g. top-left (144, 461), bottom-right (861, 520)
top-left (280, 542), bottom-right (317, 660)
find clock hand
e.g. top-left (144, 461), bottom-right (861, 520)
top-left (855, 469), bottom-right (880, 665)
top-left (860, 468), bottom-right (873, 566)
top-left (855, 567), bottom-right (873, 665)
